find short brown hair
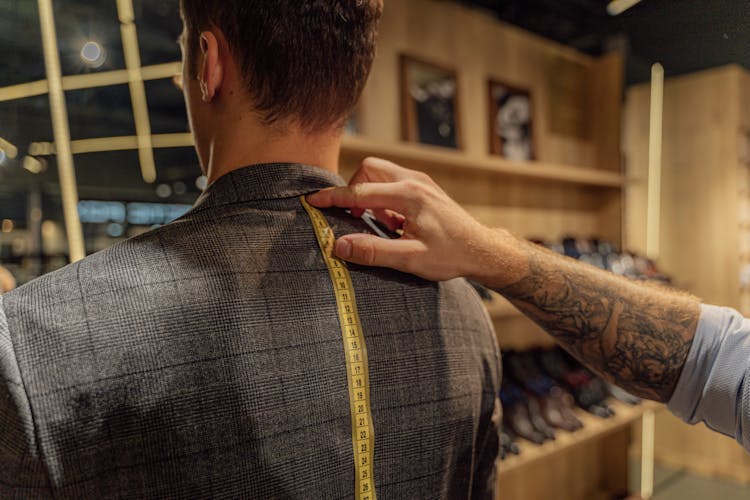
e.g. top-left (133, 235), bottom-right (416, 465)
top-left (180, 0), bottom-right (382, 131)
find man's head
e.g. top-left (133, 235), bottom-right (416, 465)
top-left (178, 0), bottom-right (382, 172)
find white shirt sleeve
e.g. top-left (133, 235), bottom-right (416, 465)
top-left (667, 304), bottom-right (750, 452)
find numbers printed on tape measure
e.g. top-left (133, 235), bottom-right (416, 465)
top-left (300, 196), bottom-right (377, 500)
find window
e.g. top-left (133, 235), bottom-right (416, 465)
top-left (0, 0), bottom-right (198, 284)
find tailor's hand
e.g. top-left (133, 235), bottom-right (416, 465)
top-left (306, 157), bottom-right (498, 281)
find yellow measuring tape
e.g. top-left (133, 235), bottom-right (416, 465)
top-left (300, 196), bottom-right (377, 500)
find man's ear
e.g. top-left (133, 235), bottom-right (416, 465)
top-left (198, 30), bottom-right (223, 103)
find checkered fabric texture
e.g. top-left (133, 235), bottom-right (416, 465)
top-left (0, 164), bottom-right (501, 499)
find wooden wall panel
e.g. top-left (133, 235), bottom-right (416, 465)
top-left (623, 84), bottom-right (650, 255)
top-left (624, 64), bottom-right (750, 483)
top-left (590, 53), bottom-right (625, 172)
top-left (361, 0), bottom-right (607, 169)
top-left (625, 66), bottom-right (741, 305)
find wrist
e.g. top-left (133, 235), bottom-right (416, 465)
top-left (463, 226), bottom-right (529, 289)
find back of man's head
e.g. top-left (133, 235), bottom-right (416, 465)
top-left (180, 0), bottom-right (383, 132)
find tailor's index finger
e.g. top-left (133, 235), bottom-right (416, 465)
top-left (352, 156), bottom-right (433, 185)
top-left (305, 183), bottom-right (414, 216)
top-left (305, 187), bottom-right (338, 208)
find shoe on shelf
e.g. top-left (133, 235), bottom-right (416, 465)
top-left (501, 381), bottom-right (548, 445)
top-left (536, 347), bottom-right (614, 418)
top-left (505, 350), bottom-right (582, 432)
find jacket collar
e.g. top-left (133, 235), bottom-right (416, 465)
top-left (191, 163), bottom-right (345, 212)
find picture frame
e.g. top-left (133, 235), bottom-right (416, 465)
top-left (400, 55), bottom-right (462, 150)
top-left (488, 79), bottom-right (535, 161)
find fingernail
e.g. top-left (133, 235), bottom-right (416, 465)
top-left (336, 239), bottom-right (352, 259)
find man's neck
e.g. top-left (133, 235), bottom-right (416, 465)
top-left (204, 123), bottom-right (342, 184)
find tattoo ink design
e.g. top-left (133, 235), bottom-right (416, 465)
top-left (498, 252), bottom-right (699, 402)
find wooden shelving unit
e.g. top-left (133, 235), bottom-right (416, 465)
top-left (341, 136), bottom-right (625, 188)
top-left (500, 401), bottom-right (662, 475)
top-left (342, 2), bottom-right (634, 498)
top-left (339, 131), bottom-right (637, 493)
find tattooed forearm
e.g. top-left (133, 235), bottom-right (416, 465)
top-left (496, 246), bottom-right (700, 402)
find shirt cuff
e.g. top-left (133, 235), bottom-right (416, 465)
top-left (667, 303), bottom-right (750, 448)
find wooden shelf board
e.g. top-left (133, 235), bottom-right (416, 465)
top-left (498, 400), bottom-right (663, 475)
top-left (341, 136), bottom-right (625, 188)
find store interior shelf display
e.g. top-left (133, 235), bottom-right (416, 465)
top-left (502, 399), bottom-right (662, 474)
top-left (498, 345), bottom-right (660, 473)
top-left (334, 2), bottom-right (630, 497)
top-left (340, 135), bottom-right (625, 188)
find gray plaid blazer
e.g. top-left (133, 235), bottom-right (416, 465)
top-left (0, 164), bottom-right (501, 499)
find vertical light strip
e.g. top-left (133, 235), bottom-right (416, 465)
top-left (606, 0), bottom-right (643, 16)
top-left (116, 0), bottom-right (157, 183)
top-left (646, 63), bottom-right (664, 260)
top-left (641, 61), bottom-right (664, 500)
top-left (640, 409), bottom-right (656, 500)
top-left (37, 0), bottom-right (86, 263)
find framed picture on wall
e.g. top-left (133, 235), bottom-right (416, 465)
top-left (488, 80), bottom-right (534, 161)
top-left (400, 55), bottom-right (461, 149)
